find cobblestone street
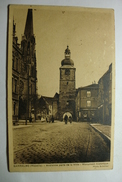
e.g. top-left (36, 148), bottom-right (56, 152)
top-left (13, 121), bottom-right (110, 164)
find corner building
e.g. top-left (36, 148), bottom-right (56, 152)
top-left (75, 84), bottom-right (99, 122)
top-left (58, 46), bottom-right (76, 120)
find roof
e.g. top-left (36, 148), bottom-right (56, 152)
top-left (41, 96), bottom-right (54, 105)
top-left (98, 63), bottom-right (112, 83)
top-left (40, 93), bottom-right (59, 105)
top-left (61, 59), bottom-right (74, 66)
top-left (54, 92), bottom-right (59, 99)
top-left (78, 83), bottom-right (99, 90)
top-left (61, 46), bottom-right (74, 66)
top-left (24, 9), bottom-right (33, 38)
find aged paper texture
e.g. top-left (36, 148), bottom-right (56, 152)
top-left (7, 5), bottom-right (115, 171)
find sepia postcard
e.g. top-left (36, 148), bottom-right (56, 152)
top-left (7, 5), bottom-right (115, 172)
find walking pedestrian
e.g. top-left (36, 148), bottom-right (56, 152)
top-left (69, 116), bottom-right (72, 123)
top-left (51, 115), bottom-right (54, 123)
top-left (64, 114), bottom-right (68, 124)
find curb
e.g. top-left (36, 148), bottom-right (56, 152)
top-left (90, 124), bottom-right (111, 147)
top-left (13, 125), bottom-right (32, 129)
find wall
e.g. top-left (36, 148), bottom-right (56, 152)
top-left (76, 84), bottom-right (98, 122)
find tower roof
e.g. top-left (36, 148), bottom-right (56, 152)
top-left (24, 9), bottom-right (33, 38)
top-left (61, 46), bottom-right (74, 66)
top-left (65, 45), bottom-right (70, 55)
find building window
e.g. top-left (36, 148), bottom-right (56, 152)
top-left (16, 58), bottom-right (18, 71)
top-left (31, 66), bottom-right (34, 77)
top-left (27, 42), bottom-right (30, 55)
top-left (87, 91), bottom-right (91, 97)
top-left (12, 56), bottom-right (15, 69)
top-left (14, 102), bottom-right (16, 115)
top-left (79, 112), bottom-right (81, 117)
top-left (15, 79), bottom-right (17, 93)
top-left (31, 84), bottom-right (32, 95)
top-left (87, 101), bottom-right (91, 107)
top-left (12, 78), bottom-right (18, 93)
top-left (66, 101), bottom-right (69, 105)
top-left (12, 77), bottom-right (14, 92)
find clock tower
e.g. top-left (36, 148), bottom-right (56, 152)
top-left (59, 46), bottom-right (76, 120)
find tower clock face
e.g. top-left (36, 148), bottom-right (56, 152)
top-left (65, 68), bottom-right (70, 75)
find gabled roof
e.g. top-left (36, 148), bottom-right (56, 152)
top-left (54, 92), bottom-right (59, 99)
top-left (98, 63), bottom-right (112, 83)
top-left (41, 96), bottom-right (53, 105)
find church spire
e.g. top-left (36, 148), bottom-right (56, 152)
top-left (13, 19), bottom-right (16, 37)
top-left (24, 9), bottom-right (33, 39)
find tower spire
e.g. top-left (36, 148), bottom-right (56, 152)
top-left (65, 45), bottom-right (71, 60)
top-left (24, 9), bottom-right (33, 39)
top-left (13, 19), bottom-right (16, 37)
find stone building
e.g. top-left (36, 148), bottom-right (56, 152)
top-left (12, 9), bottom-right (37, 124)
top-left (38, 47), bottom-right (77, 121)
top-left (38, 93), bottom-right (59, 120)
top-left (75, 64), bottom-right (112, 124)
top-left (75, 84), bottom-right (99, 122)
top-left (97, 64), bottom-right (112, 125)
top-left (38, 46), bottom-right (76, 121)
top-left (58, 46), bottom-right (76, 120)
top-left (19, 9), bottom-right (37, 120)
top-left (12, 21), bottom-right (22, 124)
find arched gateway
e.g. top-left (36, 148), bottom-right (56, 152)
top-left (63, 112), bottom-right (72, 120)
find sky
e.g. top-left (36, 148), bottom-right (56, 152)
top-left (12, 6), bottom-right (115, 97)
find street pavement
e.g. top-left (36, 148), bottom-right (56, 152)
top-left (13, 121), bottom-right (110, 164)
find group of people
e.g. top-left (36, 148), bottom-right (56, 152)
top-left (64, 115), bottom-right (72, 124)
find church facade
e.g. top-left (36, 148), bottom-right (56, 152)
top-left (12, 9), bottom-right (37, 124)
